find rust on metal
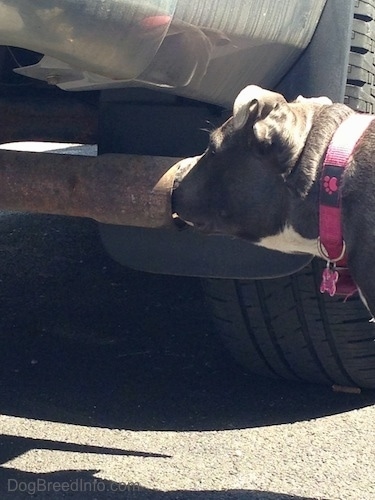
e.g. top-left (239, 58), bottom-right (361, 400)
top-left (0, 150), bottom-right (180, 227)
top-left (0, 96), bottom-right (98, 144)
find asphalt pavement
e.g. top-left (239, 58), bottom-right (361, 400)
top-left (0, 145), bottom-right (374, 499)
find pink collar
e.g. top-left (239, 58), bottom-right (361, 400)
top-left (319, 113), bottom-right (375, 297)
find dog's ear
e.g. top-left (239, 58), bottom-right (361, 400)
top-left (232, 86), bottom-right (325, 177)
top-left (232, 85), bottom-right (286, 131)
top-left (233, 86), bottom-right (298, 174)
top-left (253, 102), bottom-right (293, 148)
top-left (252, 101), bottom-right (306, 173)
top-left (253, 95), bottom-right (333, 152)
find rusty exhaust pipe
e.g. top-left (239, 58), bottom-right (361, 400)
top-left (0, 149), bottom-right (180, 227)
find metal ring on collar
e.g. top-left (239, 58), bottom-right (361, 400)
top-left (317, 237), bottom-right (346, 263)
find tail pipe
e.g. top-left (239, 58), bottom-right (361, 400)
top-left (0, 149), bottom-right (182, 227)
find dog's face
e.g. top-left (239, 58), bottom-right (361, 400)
top-left (172, 86), bottom-right (331, 242)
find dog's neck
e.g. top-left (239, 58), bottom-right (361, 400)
top-left (257, 104), bottom-right (355, 257)
top-left (287, 104), bottom-right (354, 241)
top-left (287, 104), bottom-right (354, 197)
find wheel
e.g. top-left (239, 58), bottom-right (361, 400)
top-left (204, 261), bottom-right (375, 388)
top-left (203, 0), bottom-right (375, 389)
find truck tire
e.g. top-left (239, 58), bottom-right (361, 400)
top-left (204, 261), bottom-right (375, 389)
top-left (346, 0), bottom-right (375, 113)
top-left (203, 1), bottom-right (375, 389)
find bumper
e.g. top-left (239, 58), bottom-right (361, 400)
top-left (1, 0), bottom-right (326, 107)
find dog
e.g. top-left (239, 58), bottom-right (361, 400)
top-left (172, 85), bottom-right (375, 316)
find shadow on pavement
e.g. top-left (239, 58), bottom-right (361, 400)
top-left (0, 214), bottom-right (374, 431)
top-left (0, 465), bottom-right (316, 499)
top-left (0, 435), bottom-right (171, 464)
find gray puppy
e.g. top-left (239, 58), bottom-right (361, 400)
top-left (173, 85), bottom-right (375, 315)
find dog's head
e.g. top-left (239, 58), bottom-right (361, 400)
top-left (172, 85), bottom-right (331, 241)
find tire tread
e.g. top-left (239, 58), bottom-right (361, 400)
top-left (204, 261), bottom-right (375, 388)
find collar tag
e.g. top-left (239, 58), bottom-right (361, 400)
top-left (320, 263), bottom-right (339, 297)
